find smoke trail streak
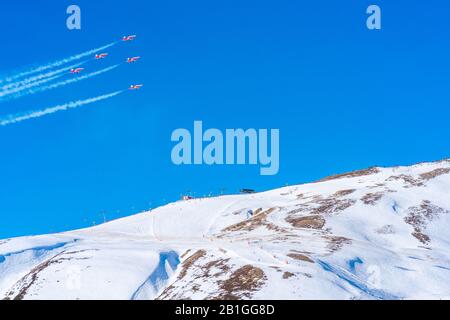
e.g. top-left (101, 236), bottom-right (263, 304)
top-left (0, 61), bottom-right (86, 92)
top-left (0, 42), bottom-right (116, 83)
top-left (30, 64), bottom-right (119, 93)
top-left (0, 91), bottom-right (123, 126)
top-left (2, 64), bottom-right (119, 101)
top-left (0, 74), bottom-right (63, 99)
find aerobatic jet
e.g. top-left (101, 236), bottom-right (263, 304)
top-left (122, 35), bottom-right (136, 41)
top-left (126, 56), bottom-right (141, 63)
top-left (95, 53), bottom-right (108, 59)
top-left (70, 68), bottom-right (84, 74)
top-left (129, 84), bottom-right (143, 90)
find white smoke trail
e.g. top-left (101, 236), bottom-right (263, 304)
top-left (0, 42), bottom-right (116, 83)
top-left (3, 64), bottom-right (119, 101)
top-left (0, 74), bottom-right (63, 99)
top-left (0, 61), bottom-right (86, 92)
top-left (0, 91), bottom-right (123, 126)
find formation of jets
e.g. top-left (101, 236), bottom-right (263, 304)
top-left (124, 36), bottom-right (142, 90)
top-left (70, 36), bottom-right (143, 91)
top-left (123, 36), bottom-right (142, 91)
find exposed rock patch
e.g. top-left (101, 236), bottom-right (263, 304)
top-left (203, 259), bottom-right (232, 277)
top-left (178, 250), bottom-right (207, 279)
top-left (404, 201), bottom-right (449, 244)
top-left (386, 174), bottom-right (424, 188)
top-left (325, 236), bottom-right (351, 253)
top-left (310, 198), bottom-right (356, 216)
top-left (361, 192), bottom-right (384, 205)
top-left (386, 167), bottom-right (450, 189)
top-left (157, 251), bottom-right (231, 300)
top-left (318, 167), bottom-right (380, 182)
top-left (286, 215), bottom-right (325, 229)
top-left (214, 265), bottom-right (266, 300)
top-left (334, 189), bottom-right (356, 197)
top-left (287, 253), bottom-right (314, 263)
top-left (420, 168), bottom-right (450, 181)
top-left (222, 208), bottom-right (281, 233)
top-left (3, 249), bottom-right (91, 300)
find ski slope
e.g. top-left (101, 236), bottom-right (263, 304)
top-left (1, 159), bottom-right (450, 300)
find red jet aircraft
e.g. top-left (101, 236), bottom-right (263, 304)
top-left (122, 35), bottom-right (136, 41)
top-left (129, 84), bottom-right (143, 90)
top-left (95, 53), bottom-right (108, 59)
top-left (70, 68), bottom-right (84, 74)
top-left (126, 56), bottom-right (141, 63)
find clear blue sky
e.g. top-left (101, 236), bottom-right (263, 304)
top-left (0, 0), bottom-right (449, 238)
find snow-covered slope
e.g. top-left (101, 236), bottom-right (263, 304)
top-left (1, 160), bottom-right (450, 300)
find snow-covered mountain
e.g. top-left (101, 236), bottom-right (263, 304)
top-left (1, 160), bottom-right (450, 300)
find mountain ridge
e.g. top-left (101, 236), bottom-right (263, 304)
top-left (1, 159), bottom-right (450, 300)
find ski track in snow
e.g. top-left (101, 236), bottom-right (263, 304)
top-left (317, 260), bottom-right (400, 300)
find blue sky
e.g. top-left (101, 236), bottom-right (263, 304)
top-left (0, 0), bottom-right (449, 238)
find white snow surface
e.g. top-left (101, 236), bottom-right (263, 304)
top-left (1, 160), bottom-right (450, 300)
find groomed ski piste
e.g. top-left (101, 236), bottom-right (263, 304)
top-left (1, 159), bottom-right (450, 300)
